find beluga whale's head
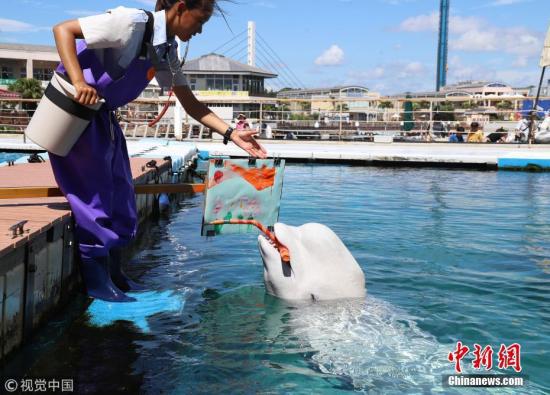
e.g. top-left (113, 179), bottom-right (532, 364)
top-left (258, 223), bottom-right (366, 301)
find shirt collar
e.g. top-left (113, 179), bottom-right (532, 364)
top-left (152, 10), bottom-right (168, 46)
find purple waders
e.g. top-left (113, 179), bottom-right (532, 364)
top-left (50, 41), bottom-right (152, 301)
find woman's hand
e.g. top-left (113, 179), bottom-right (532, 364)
top-left (231, 129), bottom-right (268, 159)
top-left (73, 80), bottom-right (99, 105)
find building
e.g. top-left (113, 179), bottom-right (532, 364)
top-left (440, 81), bottom-right (523, 107)
top-left (276, 86), bottom-right (380, 121)
top-left (141, 53), bottom-right (277, 128)
top-left (1, 43), bottom-right (278, 126)
top-left (395, 81), bottom-right (526, 111)
top-left (182, 53), bottom-right (276, 95)
top-left (0, 43), bottom-right (59, 88)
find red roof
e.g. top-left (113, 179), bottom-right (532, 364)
top-left (0, 89), bottom-right (21, 99)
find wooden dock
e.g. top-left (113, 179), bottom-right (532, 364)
top-left (0, 157), bottom-right (172, 361)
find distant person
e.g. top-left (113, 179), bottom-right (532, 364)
top-left (449, 126), bottom-right (464, 143)
top-left (285, 131), bottom-right (297, 140)
top-left (236, 113), bottom-right (250, 130)
top-left (535, 112), bottom-right (550, 144)
top-left (539, 112), bottom-right (550, 132)
top-left (467, 122), bottom-right (485, 143)
top-left (487, 127), bottom-right (508, 143)
top-left (515, 118), bottom-right (530, 142)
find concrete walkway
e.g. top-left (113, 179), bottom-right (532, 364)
top-left (2, 136), bottom-right (550, 169)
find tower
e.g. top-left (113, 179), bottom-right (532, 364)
top-left (248, 21), bottom-right (256, 67)
top-left (436, 0), bottom-right (450, 91)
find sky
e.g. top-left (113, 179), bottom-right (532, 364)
top-left (0, 0), bottom-right (548, 95)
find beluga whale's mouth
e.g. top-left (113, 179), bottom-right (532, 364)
top-left (258, 223), bottom-right (366, 301)
top-left (211, 219), bottom-right (290, 263)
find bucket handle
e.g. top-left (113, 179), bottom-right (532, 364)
top-left (44, 83), bottom-right (102, 121)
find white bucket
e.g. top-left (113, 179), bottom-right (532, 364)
top-left (25, 72), bottom-right (104, 157)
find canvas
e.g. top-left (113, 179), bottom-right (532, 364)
top-left (201, 159), bottom-right (286, 236)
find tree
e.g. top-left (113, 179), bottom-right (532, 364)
top-left (437, 101), bottom-right (454, 112)
top-left (8, 78), bottom-right (43, 113)
top-left (334, 103), bottom-right (349, 112)
top-left (434, 102), bottom-right (455, 122)
top-left (496, 100), bottom-right (512, 110)
top-left (8, 78), bottom-right (43, 99)
top-left (460, 101), bottom-right (475, 110)
top-left (378, 101), bottom-right (393, 109)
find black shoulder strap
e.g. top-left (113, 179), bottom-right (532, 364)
top-left (140, 11), bottom-right (155, 59)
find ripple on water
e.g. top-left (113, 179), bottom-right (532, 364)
top-left (7, 165), bottom-right (549, 394)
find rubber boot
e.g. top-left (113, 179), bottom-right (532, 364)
top-left (109, 248), bottom-right (146, 292)
top-left (80, 256), bottom-right (136, 302)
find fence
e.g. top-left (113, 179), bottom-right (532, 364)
top-left (1, 95), bottom-right (548, 143)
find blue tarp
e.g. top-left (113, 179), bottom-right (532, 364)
top-left (522, 99), bottom-right (550, 118)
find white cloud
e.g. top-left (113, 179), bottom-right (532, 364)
top-left (488, 0), bottom-right (532, 6)
top-left (450, 16), bottom-right (484, 35)
top-left (494, 69), bottom-right (539, 86)
top-left (447, 55), bottom-right (539, 87)
top-left (451, 30), bottom-right (498, 51)
top-left (0, 18), bottom-right (36, 32)
top-left (315, 45), bottom-right (345, 66)
top-left (397, 12), bottom-right (543, 65)
top-left (345, 60), bottom-right (431, 94)
top-left (451, 27), bottom-right (542, 59)
top-left (397, 12), bottom-right (438, 32)
top-left (403, 61), bottom-right (425, 75)
top-left (398, 12), bottom-right (483, 35)
top-left (513, 56), bottom-right (529, 68)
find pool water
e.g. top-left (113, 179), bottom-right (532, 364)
top-left (3, 165), bottom-right (549, 394)
top-left (0, 152), bottom-right (24, 164)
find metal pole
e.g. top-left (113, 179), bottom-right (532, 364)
top-left (339, 99), bottom-right (343, 140)
top-left (436, 0), bottom-right (450, 91)
top-left (259, 102), bottom-right (263, 137)
top-left (174, 37), bottom-right (184, 140)
top-left (529, 66), bottom-right (546, 144)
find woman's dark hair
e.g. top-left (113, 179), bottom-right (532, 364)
top-left (155, 0), bottom-right (217, 14)
top-left (155, 0), bottom-right (232, 29)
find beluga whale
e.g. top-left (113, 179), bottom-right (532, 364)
top-left (258, 222), bottom-right (366, 301)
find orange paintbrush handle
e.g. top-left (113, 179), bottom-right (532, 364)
top-left (209, 219), bottom-right (291, 263)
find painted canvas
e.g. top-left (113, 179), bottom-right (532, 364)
top-left (201, 159), bottom-right (286, 236)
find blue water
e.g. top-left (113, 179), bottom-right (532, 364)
top-left (0, 152), bottom-right (24, 164)
top-left (3, 165), bottom-right (549, 394)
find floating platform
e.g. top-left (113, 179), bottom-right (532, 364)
top-left (2, 137), bottom-right (550, 170)
top-left (0, 157), bottom-right (178, 362)
top-left (195, 141), bottom-right (550, 170)
top-left (497, 155), bottom-right (550, 171)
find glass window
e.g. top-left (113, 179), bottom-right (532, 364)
top-left (1, 66), bottom-right (14, 79)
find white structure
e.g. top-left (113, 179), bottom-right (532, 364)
top-left (277, 86), bottom-right (380, 121)
top-left (0, 43), bottom-right (59, 87)
top-left (247, 21), bottom-right (256, 67)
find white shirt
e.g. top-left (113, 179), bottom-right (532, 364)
top-left (78, 6), bottom-right (188, 89)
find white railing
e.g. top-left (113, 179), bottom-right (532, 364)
top-left (1, 95), bottom-right (548, 143)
